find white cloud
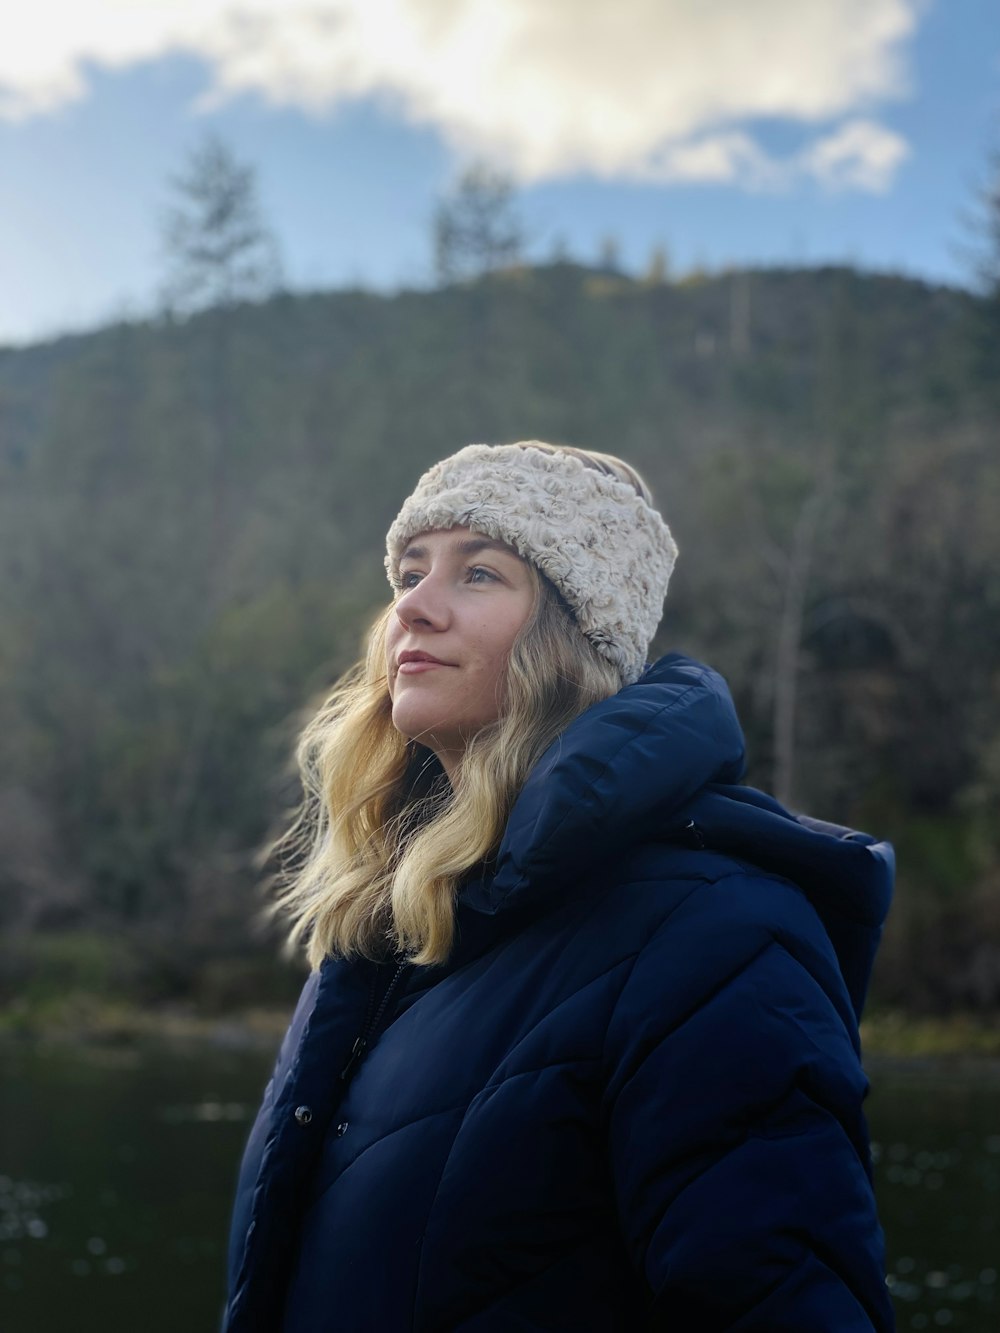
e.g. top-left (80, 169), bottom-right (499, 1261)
top-left (800, 118), bottom-right (911, 192)
top-left (635, 132), bottom-right (784, 190)
top-left (0, 0), bottom-right (919, 191)
top-left (634, 120), bottom-right (911, 193)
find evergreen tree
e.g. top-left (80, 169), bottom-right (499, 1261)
top-left (643, 243), bottom-right (670, 285)
top-left (966, 145), bottom-right (1000, 296)
top-left (433, 162), bottom-right (524, 285)
top-left (161, 133), bottom-right (282, 316)
top-left (965, 144), bottom-right (1000, 399)
top-left (597, 233), bottom-right (623, 275)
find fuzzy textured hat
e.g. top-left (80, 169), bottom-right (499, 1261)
top-left (385, 442), bottom-right (678, 686)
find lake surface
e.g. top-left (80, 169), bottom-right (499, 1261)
top-left (1, 1039), bottom-right (997, 1331)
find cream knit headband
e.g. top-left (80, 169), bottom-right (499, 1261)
top-left (384, 442), bottom-right (678, 686)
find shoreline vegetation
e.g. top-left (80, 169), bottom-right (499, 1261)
top-left (2, 994), bottom-right (1000, 1064)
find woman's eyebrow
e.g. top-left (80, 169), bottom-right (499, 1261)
top-left (400, 538), bottom-right (520, 561)
top-left (456, 537), bottom-right (520, 559)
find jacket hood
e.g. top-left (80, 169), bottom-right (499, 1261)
top-left (458, 653), bottom-right (893, 1019)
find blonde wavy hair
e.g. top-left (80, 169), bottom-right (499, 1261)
top-left (271, 443), bottom-right (656, 970)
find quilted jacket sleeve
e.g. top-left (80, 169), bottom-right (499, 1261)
top-left (603, 873), bottom-right (894, 1332)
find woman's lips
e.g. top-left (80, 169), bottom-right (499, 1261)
top-left (397, 659), bottom-right (452, 674)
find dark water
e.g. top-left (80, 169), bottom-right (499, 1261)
top-left (0, 1038), bottom-right (262, 1333)
top-left (866, 1059), bottom-right (1000, 1330)
top-left (1, 1040), bottom-right (997, 1332)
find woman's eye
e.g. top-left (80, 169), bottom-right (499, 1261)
top-left (397, 566), bottom-right (497, 589)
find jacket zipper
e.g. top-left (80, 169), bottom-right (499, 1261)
top-left (339, 958), bottom-right (409, 1085)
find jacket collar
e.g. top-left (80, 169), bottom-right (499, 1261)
top-left (458, 654), bottom-right (746, 917)
top-left (455, 652), bottom-right (893, 1020)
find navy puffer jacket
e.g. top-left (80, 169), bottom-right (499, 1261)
top-left (224, 655), bottom-right (895, 1331)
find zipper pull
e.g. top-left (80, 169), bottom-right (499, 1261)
top-left (339, 1035), bottom-right (368, 1083)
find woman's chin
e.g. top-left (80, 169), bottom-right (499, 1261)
top-left (391, 703), bottom-right (449, 749)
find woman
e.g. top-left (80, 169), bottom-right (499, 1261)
top-left (224, 441), bottom-right (895, 1332)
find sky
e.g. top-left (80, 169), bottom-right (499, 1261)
top-left (0, 0), bottom-right (997, 347)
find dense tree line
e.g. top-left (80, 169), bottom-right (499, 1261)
top-left (0, 263), bottom-right (996, 1014)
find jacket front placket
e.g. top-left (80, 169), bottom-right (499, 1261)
top-left (227, 954), bottom-right (408, 1331)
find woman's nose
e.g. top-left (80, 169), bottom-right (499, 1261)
top-left (394, 575), bottom-right (451, 630)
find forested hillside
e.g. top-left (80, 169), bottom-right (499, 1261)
top-left (1, 263), bottom-right (997, 1015)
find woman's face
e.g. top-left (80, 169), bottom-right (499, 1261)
top-left (385, 526), bottom-right (536, 782)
